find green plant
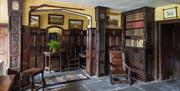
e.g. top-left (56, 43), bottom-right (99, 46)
top-left (48, 40), bottom-right (61, 52)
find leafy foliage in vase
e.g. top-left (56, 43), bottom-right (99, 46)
top-left (48, 40), bottom-right (61, 52)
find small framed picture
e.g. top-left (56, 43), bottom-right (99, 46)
top-left (48, 14), bottom-right (64, 25)
top-left (69, 19), bottom-right (83, 30)
top-left (30, 15), bottom-right (40, 28)
top-left (163, 7), bottom-right (177, 19)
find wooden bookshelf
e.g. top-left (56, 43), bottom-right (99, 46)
top-left (122, 7), bottom-right (155, 82)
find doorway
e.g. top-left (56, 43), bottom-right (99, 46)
top-left (0, 25), bottom-right (9, 75)
top-left (159, 20), bottom-right (180, 80)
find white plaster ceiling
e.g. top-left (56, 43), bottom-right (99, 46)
top-left (51, 0), bottom-right (180, 11)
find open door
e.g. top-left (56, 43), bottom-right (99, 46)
top-left (0, 26), bottom-right (9, 75)
top-left (160, 22), bottom-right (180, 80)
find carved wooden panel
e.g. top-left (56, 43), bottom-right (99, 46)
top-left (95, 6), bottom-right (107, 76)
top-left (9, 14), bottom-right (22, 68)
top-left (126, 48), bottom-right (145, 80)
top-left (8, 0), bottom-right (23, 70)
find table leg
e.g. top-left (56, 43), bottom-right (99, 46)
top-left (42, 71), bottom-right (45, 91)
top-left (31, 76), bottom-right (34, 91)
top-left (49, 55), bottom-right (51, 73)
top-left (60, 54), bottom-right (61, 72)
top-left (44, 56), bottom-right (46, 70)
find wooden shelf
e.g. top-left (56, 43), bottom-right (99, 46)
top-left (125, 35), bottom-right (144, 39)
top-left (125, 27), bottom-right (144, 30)
top-left (125, 46), bottom-right (144, 49)
top-left (122, 7), bottom-right (155, 82)
top-left (126, 19), bottom-right (144, 23)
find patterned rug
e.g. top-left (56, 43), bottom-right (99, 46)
top-left (45, 73), bottom-right (90, 86)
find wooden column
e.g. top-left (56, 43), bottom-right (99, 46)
top-left (95, 6), bottom-right (108, 77)
top-left (8, 0), bottom-right (23, 70)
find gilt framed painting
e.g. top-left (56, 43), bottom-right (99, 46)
top-left (163, 7), bottom-right (177, 19)
top-left (48, 14), bottom-right (64, 25)
top-left (30, 15), bottom-right (40, 28)
top-left (69, 19), bottom-right (83, 30)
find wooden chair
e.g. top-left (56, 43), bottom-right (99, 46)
top-left (20, 68), bottom-right (45, 91)
top-left (109, 50), bottom-right (132, 85)
top-left (66, 47), bottom-right (80, 70)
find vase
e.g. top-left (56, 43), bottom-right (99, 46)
top-left (52, 49), bottom-right (56, 52)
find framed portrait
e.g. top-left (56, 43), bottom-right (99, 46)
top-left (163, 7), bottom-right (177, 19)
top-left (30, 15), bottom-right (40, 28)
top-left (69, 19), bottom-right (83, 30)
top-left (48, 14), bottom-right (64, 25)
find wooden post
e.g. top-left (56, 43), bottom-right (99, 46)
top-left (95, 6), bottom-right (108, 77)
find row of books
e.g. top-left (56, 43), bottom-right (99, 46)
top-left (126, 12), bottom-right (144, 22)
top-left (126, 29), bottom-right (144, 36)
top-left (126, 21), bottom-right (144, 29)
top-left (125, 39), bottom-right (144, 47)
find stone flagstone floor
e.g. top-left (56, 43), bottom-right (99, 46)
top-left (45, 76), bottom-right (180, 91)
top-left (28, 70), bottom-right (180, 91)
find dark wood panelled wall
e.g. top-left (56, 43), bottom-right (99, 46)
top-left (122, 7), bottom-right (155, 82)
top-left (21, 27), bottom-right (87, 70)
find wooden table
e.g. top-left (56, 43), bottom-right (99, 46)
top-left (0, 75), bottom-right (16, 91)
top-left (44, 52), bottom-right (62, 72)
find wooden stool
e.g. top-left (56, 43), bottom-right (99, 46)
top-left (20, 68), bottom-right (45, 91)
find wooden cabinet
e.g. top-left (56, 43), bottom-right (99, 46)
top-left (122, 7), bottom-right (155, 82)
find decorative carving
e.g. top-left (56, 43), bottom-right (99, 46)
top-left (10, 56), bottom-right (18, 67)
top-left (95, 6), bottom-right (107, 76)
top-left (8, 0), bottom-right (23, 69)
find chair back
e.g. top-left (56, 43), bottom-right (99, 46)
top-left (66, 47), bottom-right (78, 58)
top-left (109, 51), bottom-right (126, 74)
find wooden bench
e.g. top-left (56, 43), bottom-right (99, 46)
top-left (20, 68), bottom-right (45, 91)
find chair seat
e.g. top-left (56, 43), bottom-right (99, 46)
top-left (21, 68), bottom-right (44, 76)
